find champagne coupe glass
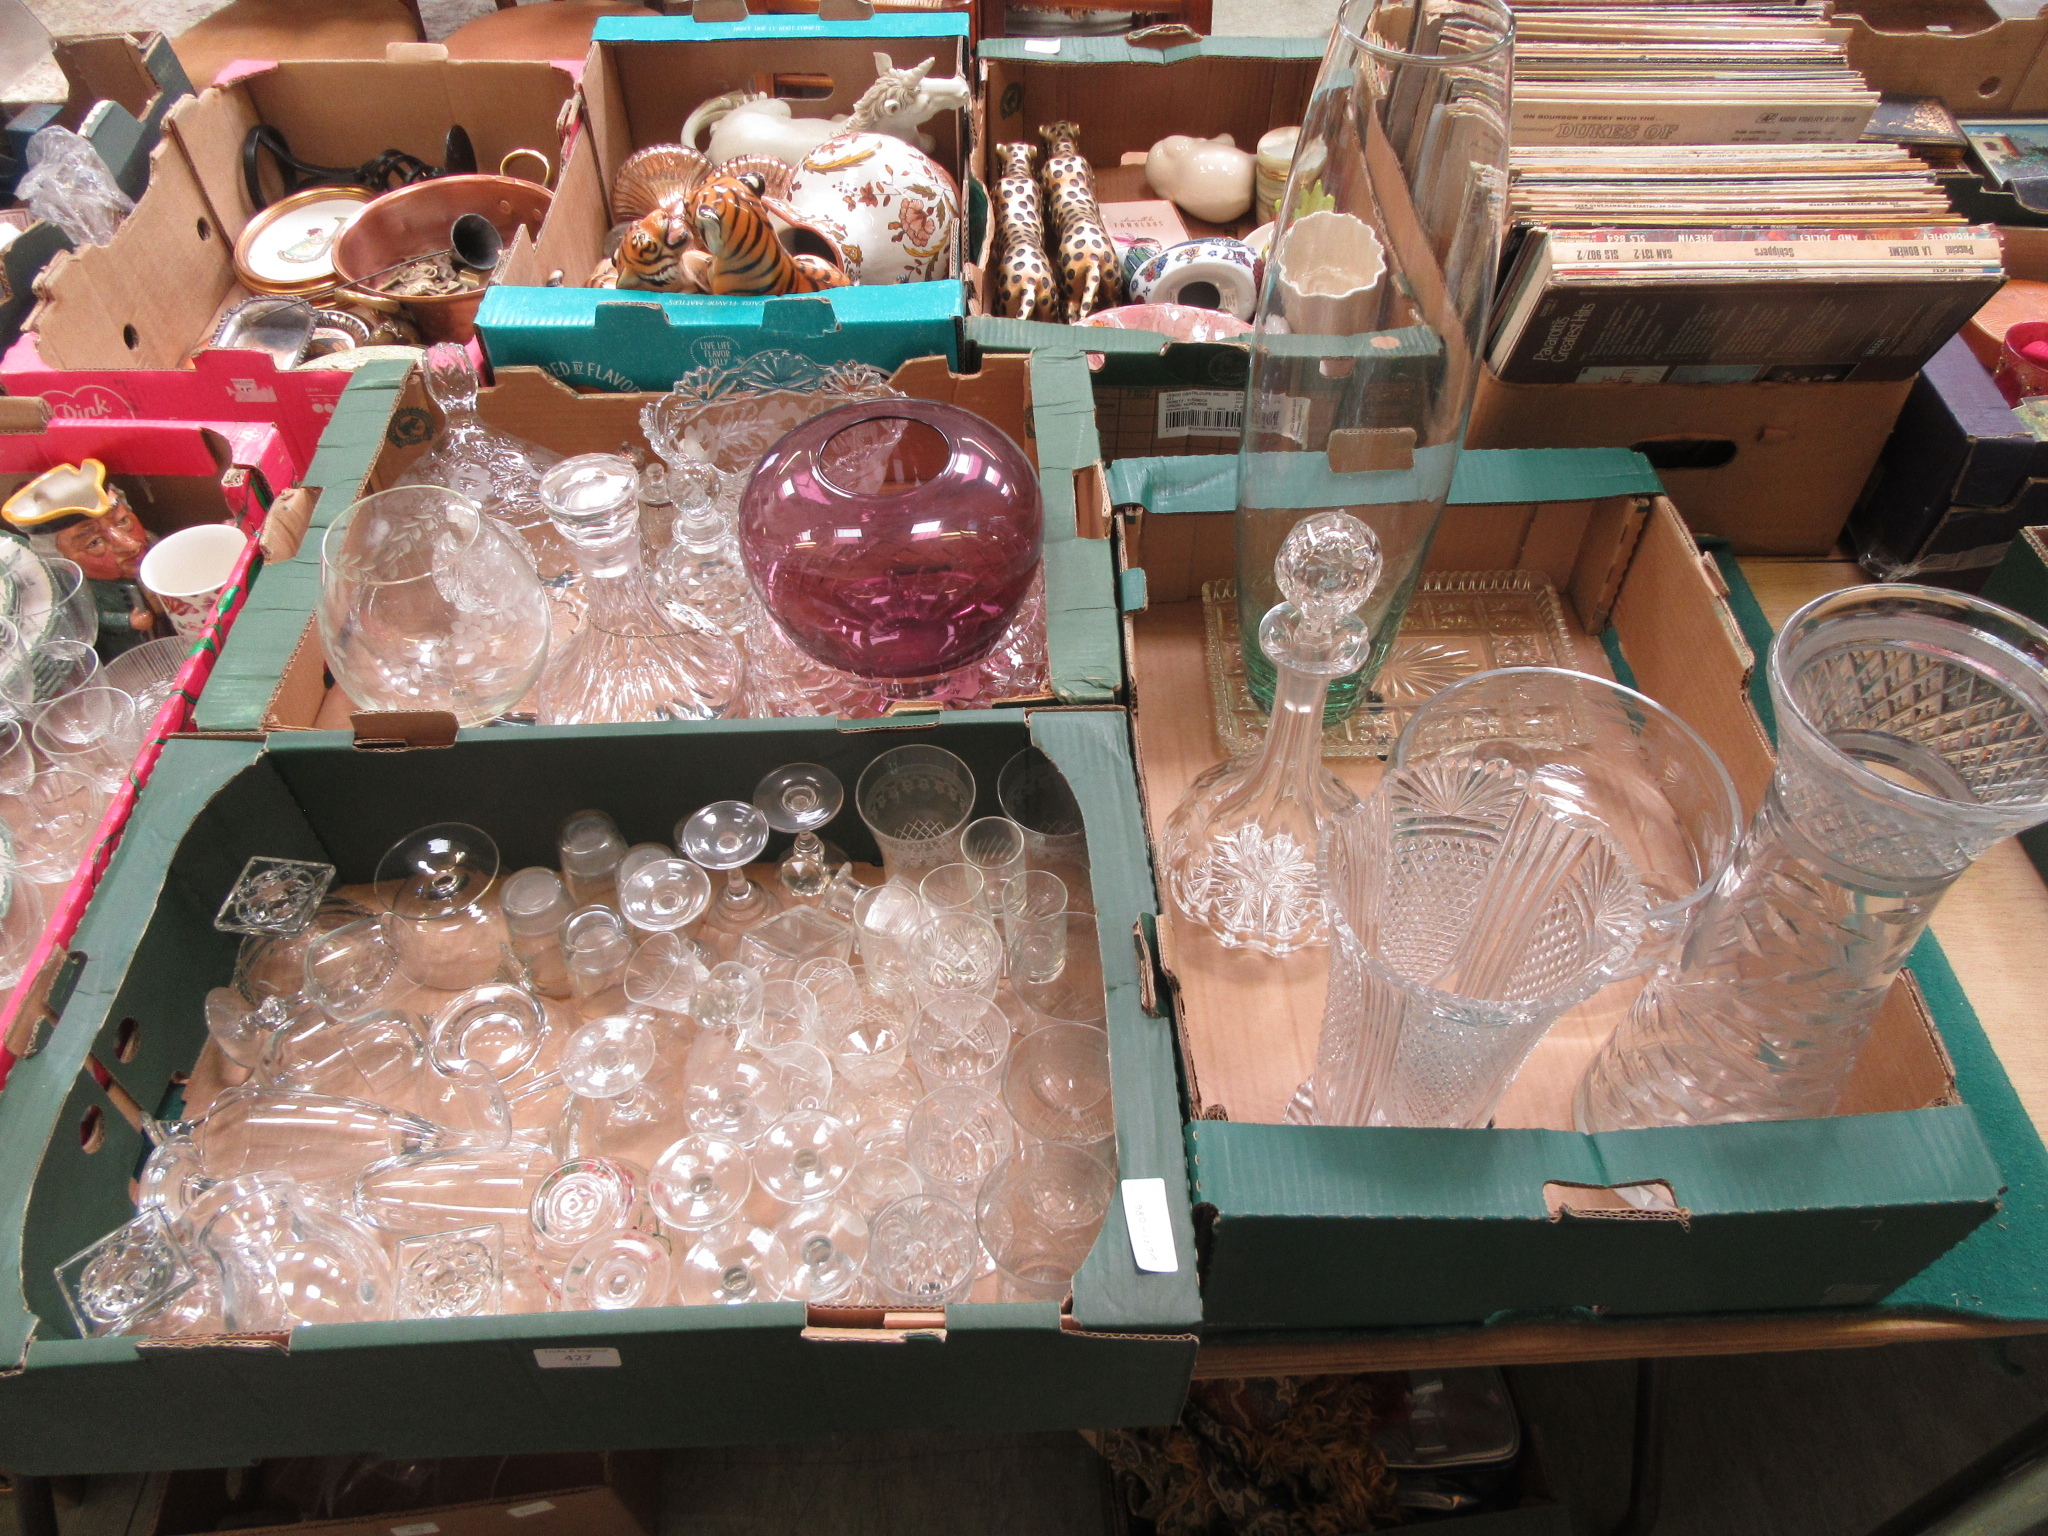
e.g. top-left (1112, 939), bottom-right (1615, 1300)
top-left (870, 1193), bottom-right (981, 1307)
top-left (752, 1109), bottom-right (856, 1206)
top-left (562, 1229), bottom-right (672, 1310)
top-left (754, 763), bottom-right (847, 903)
top-left (763, 1198), bottom-right (869, 1303)
top-left (618, 857), bottom-right (711, 938)
top-left (682, 1035), bottom-right (788, 1147)
top-left (650, 1133), bottom-right (752, 1233)
top-left (763, 1041), bottom-right (834, 1113)
top-left (680, 799), bottom-right (781, 944)
top-left (376, 822), bottom-right (502, 990)
top-left (677, 1220), bottom-right (778, 1305)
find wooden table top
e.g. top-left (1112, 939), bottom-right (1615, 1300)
top-left (1193, 557), bottom-right (2048, 1379)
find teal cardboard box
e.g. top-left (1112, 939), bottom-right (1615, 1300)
top-left (0, 709), bottom-right (1199, 1473)
top-left (1113, 449), bottom-right (2010, 1332)
top-left (487, 13), bottom-right (973, 389)
top-left (198, 348), bottom-right (1121, 732)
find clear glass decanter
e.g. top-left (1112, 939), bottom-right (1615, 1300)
top-left (396, 344), bottom-right (580, 614)
top-left (652, 458), bottom-right (752, 634)
top-left (535, 454), bottom-right (744, 725)
top-left (1576, 586), bottom-right (2048, 1130)
top-left (1160, 512), bottom-right (1383, 954)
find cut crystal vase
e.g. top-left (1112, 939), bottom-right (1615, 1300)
top-left (1577, 586), bottom-right (2048, 1130)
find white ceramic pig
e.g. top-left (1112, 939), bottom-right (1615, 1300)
top-left (1145, 133), bottom-right (1256, 224)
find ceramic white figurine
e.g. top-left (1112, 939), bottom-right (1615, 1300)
top-left (683, 55), bottom-right (971, 167)
top-left (785, 131), bottom-right (960, 284)
top-left (1145, 133), bottom-right (1256, 224)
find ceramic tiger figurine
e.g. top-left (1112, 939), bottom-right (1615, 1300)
top-left (992, 142), bottom-right (1059, 322)
top-left (1037, 121), bottom-right (1120, 321)
top-left (614, 196), bottom-right (694, 291)
top-left (688, 170), bottom-right (849, 297)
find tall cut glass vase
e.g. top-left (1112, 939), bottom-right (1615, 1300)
top-left (1235, 0), bottom-right (1512, 720)
top-left (1577, 587), bottom-right (2048, 1130)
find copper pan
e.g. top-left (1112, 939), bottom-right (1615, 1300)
top-left (332, 175), bottom-right (553, 343)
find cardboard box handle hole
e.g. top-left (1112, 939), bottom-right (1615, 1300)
top-left (1629, 437), bottom-right (1736, 472)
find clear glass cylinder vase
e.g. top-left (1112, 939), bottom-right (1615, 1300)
top-left (1577, 586), bottom-right (2048, 1130)
top-left (1234, 0), bottom-right (1512, 719)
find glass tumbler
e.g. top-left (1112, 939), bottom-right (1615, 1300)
top-left (0, 766), bottom-right (105, 880)
top-left (856, 744), bottom-right (976, 882)
top-left (869, 1193), bottom-right (981, 1308)
top-left (997, 747), bottom-right (1090, 910)
top-left (1232, 0), bottom-right (1513, 720)
top-left (907, 1083), bottom-right (1015, 1200)
top-left (318, 485), bottom-right (551, 726)
top-left (974, 1143), bottom-right (1114, 1303)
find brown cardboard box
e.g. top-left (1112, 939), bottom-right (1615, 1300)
top-left (505, 27), bottom-right (970, 293)
top-left (144, 1452), bottom-right (661, 1536)
top-left (1120, 488), bottom-right (1957, 1138)
top-left (251, 353), bottom-right (1072, 732)
top-left (1834, 0), bottom-right (2048, 116)
top-left (1467, 370), bottom-right (1916, 556)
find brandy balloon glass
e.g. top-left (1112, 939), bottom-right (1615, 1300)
top-left (1161, 512), bottom-right (1382, 954)
top-left (737, 400), bottom-right (1044, 697)
top-left (318, 485), bottom-right (551, 726)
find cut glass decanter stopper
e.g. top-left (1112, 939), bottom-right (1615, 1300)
top-left (1160, 511), bottom-right (1383, 955)
top-left (535, 454), bottom-right (744, 724)
top-left (653, 458), bottom-right (752, 633)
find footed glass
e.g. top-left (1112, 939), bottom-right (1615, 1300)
top-left (318, 485), bottom-right (550, 726)
top-left (1162, 512), bottom-right (1382, 954)
top-left (535, 454), bottom-right (742, 724)
top-left (377, 822), bottom-right (501, 991)
top-left (1578, 586), bottom-right (2048, 1130)
top-left (563, 1229), bottom-right (672, 1310)
top-left (974, 1144), bottom-right (1113, 1303)
top-left (764, 1198), bottom-right (869, 1303)
top-left (1233, 0), bottom-right (1513, 719)
top-left (650, 1133), bottom-right (752, 1232)
top-left (677, 1220), bottom-right (778, 1306)
top-left (680, 799), bottom-right (780, 941)
top-left (754, 763), bottom-right (847, 903)
top-left (197, 1172), bottom-right (396, 1329)
top-left (530, 1156), bottom-right (646, 1260)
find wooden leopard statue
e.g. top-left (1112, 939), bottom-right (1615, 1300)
top-left (1036, 121), bottom-right (1120, 321)
top-left (992, 142), bottom-right (1059, 322)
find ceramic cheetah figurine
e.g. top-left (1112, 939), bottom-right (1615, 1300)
top-left (992, 142), bottom-right (1060, 321)
top-left (1037, 121), bottom-right (1120, 321)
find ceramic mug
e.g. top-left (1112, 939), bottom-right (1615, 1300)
top-left (140, 523), bottom-right (249, 641)
top-left (1126, 238), bottom-right (1261, 320)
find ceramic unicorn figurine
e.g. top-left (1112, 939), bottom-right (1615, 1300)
top-left (682, 54), bottom-right (970, 165)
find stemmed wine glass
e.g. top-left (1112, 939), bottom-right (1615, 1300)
top-left (680, 799), bottom-right (781, 946)
top-left (753, 763), bottom-right (846, 903)
top-left (375, 822), bottom-right (502, 990)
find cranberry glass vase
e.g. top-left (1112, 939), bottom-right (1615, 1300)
top-left (736, 400), bottom-right (1043, 697)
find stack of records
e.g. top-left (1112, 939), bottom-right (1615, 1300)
top-left (1487, 224), bottom-right (2005, 385)
top-left (1508, 0), bottom-right (1879, 147)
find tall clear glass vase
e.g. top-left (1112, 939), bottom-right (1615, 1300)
top-left (1235, 0), bottom-right (1512, 720)
top-left (1577, 587), bottom-right (2048, 1131)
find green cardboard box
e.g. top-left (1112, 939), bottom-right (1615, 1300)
top-left (198, 348), bottom-right (1121, 733)
top-left (1114, 451), bottom-right (2015, 1333)
top-left (0, 709), bottom-right (1199, 1474)
top-left (485, 13), bottom-right (974, 389)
